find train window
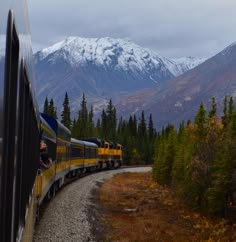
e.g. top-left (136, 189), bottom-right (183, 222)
top-left (71, 146), bottom-right (83, 158)
top-left (0, 10), bottom-right (20, 242)
top-left (45, 139), bottom-right (56, 160)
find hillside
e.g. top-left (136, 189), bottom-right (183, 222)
top-left (117, 42), bottom-right (236, 128)
top-left (34, 37), bottom-right (204, 115)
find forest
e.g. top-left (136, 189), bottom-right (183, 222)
top-left (42, 92), bottom-right (157, 165)
top-left (153, 96), bottom-right (236, 217)
top-left (43, 93), bottom-right (236, 217)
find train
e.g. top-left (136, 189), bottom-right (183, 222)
top-left (38, 113), bottom-right (122, 207)
top-left (0, 1), bottom-right (122, 242)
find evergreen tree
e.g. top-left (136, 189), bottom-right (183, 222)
top-left (71, 118), bottom-right (77, 136)
top-left (228, 96), bottom-right (235, 122)
top-left (43, 96), bottom-right (49, 114)
top-left (88, 105), bottom-right (94, 136)
top-left (48, 98), bottom-right (57, 118)
top-left (221, 96), bottom-right (228, 127)
top-left (194, 102), bottom-right (207, 135)
top-left (208, 97), bottom-right (217, 118)
top-left (148, 113), bottom-right (155, 140)
top-left (100, 109), bottom-right (107, 138)
top-left (128, 115), bottom-right (137, 138)
top-left (138, 111), bottom-right (146, 138)
top-left (61, 92), bottom-right (71, 129)
top-left (77, 93), bottom-right (89, 138)
top-left (105, 99), bottom-right (117, 141)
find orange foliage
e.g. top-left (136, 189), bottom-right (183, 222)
top-left (97, 172), bottom-right (236, 241)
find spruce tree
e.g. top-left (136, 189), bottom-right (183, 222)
top-left (77, 93), bottom-right (88, 138)
top-left (148, 113), bottom-right (155, 140)
top-left (43, 96), bottom-right (49, 114)
top-left (208, 97), bottom-right (217, 118)
top-left (48, 98), bottom-right (57, 118)
top-left (101, 109), bottom-right (107, 139)
top-left (221, 96), bottom-right (228, 127)
top-left (61, 92), bottom-right (71, 129)
top-left (138, 111), bottom-right (146, 138)
top-left (228, 96), bottom-right (235, 122)
top-left (88, 105), bottom-right (94, 136)
top-left (105, 99), bottom-right (117, 140)
top-left (194, 102), bottom-right (207, 138)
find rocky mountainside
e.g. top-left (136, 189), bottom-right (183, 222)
top-left (34, 37), bottom-right (204, 114)
top-left (117, 42), bottom-right (236, 128)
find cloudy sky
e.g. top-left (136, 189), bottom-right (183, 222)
top-left (28, 0), bottom-right (236, 58)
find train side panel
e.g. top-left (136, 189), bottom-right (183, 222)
top-left (55, 122), bottom-right (71, 185)
top-left (70, 138), bottom-right (85, 171)
top-left (83, 140), bottom-right (98, 168)
top-left (0, 2), bottom-right (39, 241)
top-left (36, 114), bottom-right (57, 204)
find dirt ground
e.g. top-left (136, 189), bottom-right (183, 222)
top-left (92, 172), bottom-right (236, 242)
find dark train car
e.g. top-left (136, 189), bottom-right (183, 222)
top-left (70, 138), bottom-right (98, 175)
top-left (0, 1), bottom-right (40, 241)
top-left (40, 113), bottom-right (71, 188)
top-left (36, 114), bottom-right (57, 205)
top-left (70, 138), bottom-right (86, 174)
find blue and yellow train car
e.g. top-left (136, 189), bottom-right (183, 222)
top-left (36, 114), bottom-right (57, 204)
top-left (70, 138), bottom-right (98, 174)
top-left (36, 113), bottom-right (71, 203)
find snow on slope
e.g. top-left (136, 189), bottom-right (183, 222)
top-left (162, 56), bottom-right (206, 76)
top-left (37, 37), bottom-right (205, 77)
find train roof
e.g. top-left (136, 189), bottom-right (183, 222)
top-left (40, 114), bottom-right (56, 140)
top-left (71, 138), bottom-right (98, 148)
top-left (81, 137), bottom-right (112, 146)
top-left (40, 113), bottom-right (71, 135)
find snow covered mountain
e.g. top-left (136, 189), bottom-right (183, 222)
top-left (34, 37), bottom-right (205, 114)
top-left (36, 36), bottom-right (203, 76)
top-left (165, 56), bottom-right (206, 76)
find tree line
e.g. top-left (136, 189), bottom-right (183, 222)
top-left (153, 97), bottom-right (236, 217)
top-left (43, 93), bottom-right (157, 165)
top-left (43, 93), bottom-right (236, 217)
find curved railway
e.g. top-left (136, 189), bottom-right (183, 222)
top-left (33, 167), bottom-right (152, 242)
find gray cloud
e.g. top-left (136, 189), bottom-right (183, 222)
top-left (28, 0), bottom-right (236, 58)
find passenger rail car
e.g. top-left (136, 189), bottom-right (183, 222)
top-left (37, 114), bottom-right (122, 207)
top-left (37, 113), bottom-right (100, 205)
top-left (0, 2), bottom-right (39, 242)
top-left (70, 138), bottom-right (98, 173)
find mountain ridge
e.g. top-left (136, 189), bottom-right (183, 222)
top-left (116, 41), bottom-right (236, 128)
top-left (34, 36), bottom-right (205, 117)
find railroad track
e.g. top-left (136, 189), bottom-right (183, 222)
top-left (33, 167), bottom-right (152, 242)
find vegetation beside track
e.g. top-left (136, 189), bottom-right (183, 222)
top-left (96, 172), bottom-right (236, 241)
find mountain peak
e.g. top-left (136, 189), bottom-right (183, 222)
top-left (34, 36), bottom-right (206, 117)
top-left (37, 36), bottom-right (204, 75)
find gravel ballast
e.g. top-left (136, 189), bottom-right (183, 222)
top-left (33, 167), bottom-right (152, 242)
